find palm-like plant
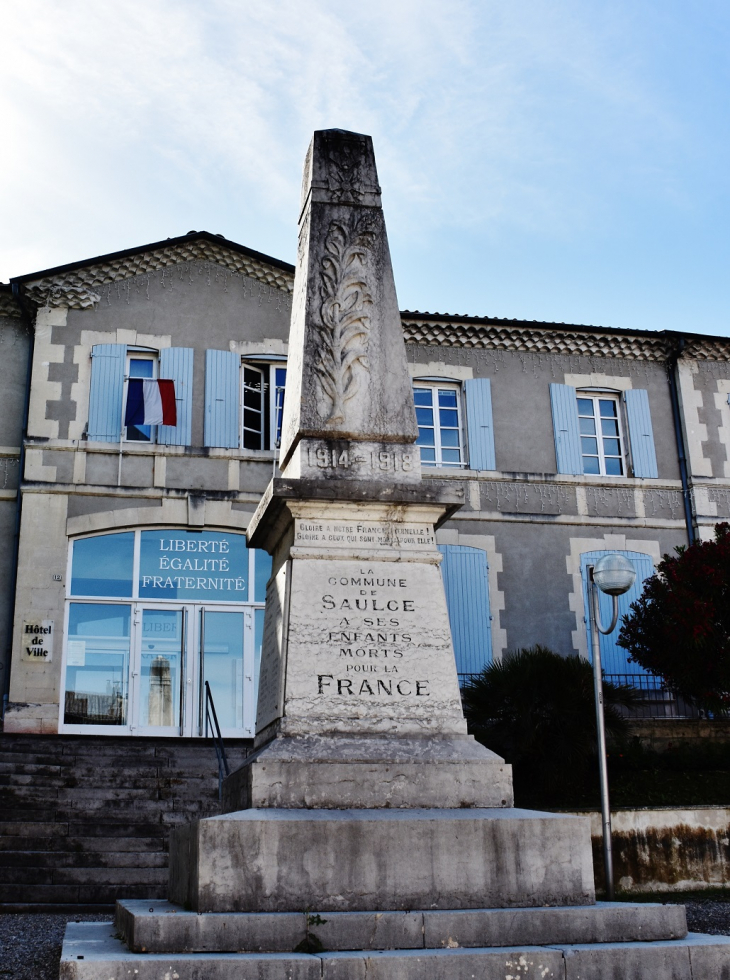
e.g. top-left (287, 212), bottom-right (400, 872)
top-left (462, 646), bottom-right (643, 806)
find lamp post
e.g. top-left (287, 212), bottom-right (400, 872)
top-left (588, 553), bottom-right (636, 901)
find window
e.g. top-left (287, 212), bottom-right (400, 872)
top-left (62, 529), bottom-right (272, 737)
top-left (577, 394), bottom-right (625, 476)
top-left (64, 604), bottom-right (131, 726)
top-left (242, 362), bottom-right (287, 451)
top-left (413, 383), bottom-right (464, 468)
top-left (124, 352), bottom-right (157, 443)
top-left (551, 383), bottom-right (658, 478)
top-left (88, 344), bottom-right (192, 446)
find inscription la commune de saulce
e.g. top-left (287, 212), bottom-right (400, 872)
top-left (315, 567), bottom-right (430, 700)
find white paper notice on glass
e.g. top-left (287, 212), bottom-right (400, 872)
top-left (66, 641), bottom-right (86, 666)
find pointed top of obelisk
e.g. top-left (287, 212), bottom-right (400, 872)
top-left (279, 130), bottom-right (420, 483)
top-left (300, 130), bottom-right (382, 215)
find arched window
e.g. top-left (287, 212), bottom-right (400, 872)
top-left (62, 529), bottom-right (271, 737)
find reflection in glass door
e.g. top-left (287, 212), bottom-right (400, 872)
top-left (199, 610), bottom-right (255, 736)
top-left (63, 604), bottom-right (131, 726)
top-left (63, 600), bottom-right (260, 736)
top-left (137, 608), bottom-right (185, 732)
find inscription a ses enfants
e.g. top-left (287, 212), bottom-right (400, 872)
top-left (316, 568), bottom-right (430, 699)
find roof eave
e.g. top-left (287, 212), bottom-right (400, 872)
top-left (9, 231), bottom-right (295, 285)
top-left (400, 310), bottom-right (730, 344)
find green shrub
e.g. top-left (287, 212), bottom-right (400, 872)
top-left (462, 645), bottom-right (642, 807)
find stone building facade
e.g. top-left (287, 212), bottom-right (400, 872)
top-left (2, 230), bottom-right (730, 739)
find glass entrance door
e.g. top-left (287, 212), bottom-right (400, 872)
top-left (64, 600), bottom-right (259, 736)
top-left (63, 603), bottom-right (132, 727)
top-left (133, 607), bottom-right (187, 734)
top-left (198, 609), bottom-right (255, 737)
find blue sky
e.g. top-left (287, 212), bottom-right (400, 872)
top-left (2, 1), bottom-right (729, 334)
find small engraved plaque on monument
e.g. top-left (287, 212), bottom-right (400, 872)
top-left (234, 129), bottom-right (511, 810)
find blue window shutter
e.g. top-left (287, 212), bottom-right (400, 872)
top-left (88, 344), bottom-right (126, 442)
top-left (204, 350), bottom-right (240, 449)
top-left (624, 389), bottom-right (658, 479)
top-left (159, 348), bottom-right (194, 446)
top-left (465, 378), bottom-right (496, 470)
top-left (438, 544), bottom-right (492, 682)
top-left (581, 551), bottom-right (656, 681)
top-left (550, 383), bottom-right (583, 475)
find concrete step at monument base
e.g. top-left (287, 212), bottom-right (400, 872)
top-left (116, 899), bottom-right (688, 953)
top-left (169, 807), bottom-right (596, 912)
top-left (62, 922), bottom-right (730, 980)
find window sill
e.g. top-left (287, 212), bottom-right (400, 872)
top-left (25, 438), bottom-right (279, 462)
top-left (421, 468), bottom-right (683, 489)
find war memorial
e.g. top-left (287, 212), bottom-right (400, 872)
top-left (58, 131), bottom-right (730, 978)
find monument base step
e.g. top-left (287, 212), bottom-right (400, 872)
top-left (222, 735), bottom-right (513, 810)
top-left (116, 899), bottom-right (687, 953)
top-left (61, 922), bottom-right (730, 980)
top-left (168, 807), bottom-right (595, 912)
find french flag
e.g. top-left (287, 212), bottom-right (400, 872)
top-left (125, 380), bottom-right (177, 427)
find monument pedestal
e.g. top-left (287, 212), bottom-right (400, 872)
top-left (247, 479), bottom-right (469, 740)
top-left (223, 478), bottom-right (513, 811)
top-left (64, 906), bottom-right (730, 979)
top-left (221, 734), bottom-right (512, 810)
top-left (168, 807), bottom-right (595, 913)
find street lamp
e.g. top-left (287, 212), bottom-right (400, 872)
top-left (588, 553), bottom-right (636, 901)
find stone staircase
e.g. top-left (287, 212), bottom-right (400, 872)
top-left (0, 733), bottom-right (251, 909)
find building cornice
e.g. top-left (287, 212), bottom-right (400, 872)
top-left (401, 315), bottom-right (730, 362)
top-left (13, 237), bottom-right (295, 310)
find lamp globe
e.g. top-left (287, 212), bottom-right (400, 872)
top-left (592, 553), bottom-right (636, 596)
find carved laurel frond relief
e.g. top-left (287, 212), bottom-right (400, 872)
top-left (316, 214), bottom-right (377, 425)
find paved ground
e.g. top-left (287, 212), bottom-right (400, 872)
top-left (2, 903), bottom-right (730, 980)
top-left (684, 899), bottom-right (730, 936)
top-left (0, 913), bottom-right (109, 980)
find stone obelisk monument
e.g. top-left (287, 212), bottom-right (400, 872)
top-left (64, 131), bottom-right (727, 980)
top-left (167, 132), bottom-right (596, 915)
top-left (224, 129), bottom-right (512, 810)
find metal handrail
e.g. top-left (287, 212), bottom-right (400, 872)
top-left (204, 681), bottom-right (230, 800)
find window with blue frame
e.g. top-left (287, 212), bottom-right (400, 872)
top-left (87, 344), bottom-right (193, 446)
top-left (550, 383), bottom-right (658, 479)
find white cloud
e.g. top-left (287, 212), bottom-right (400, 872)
top-left (0, 0), bottom-right (723, 331)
